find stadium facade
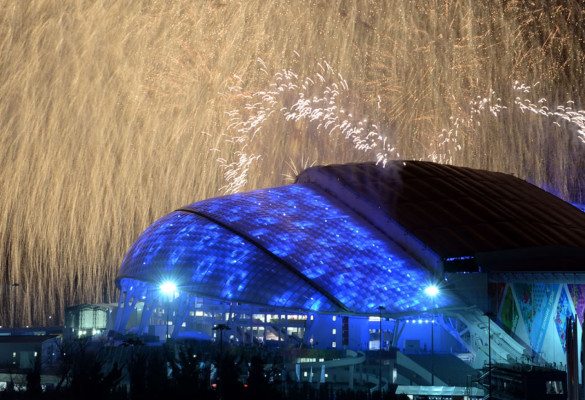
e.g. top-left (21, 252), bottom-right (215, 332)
top-left (113, 161), bottom-right (585, 389)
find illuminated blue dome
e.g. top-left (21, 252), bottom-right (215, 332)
top-left (117, 161), bottom-right (585, 317)
top-left (117, 167), bottom-right (459, 315)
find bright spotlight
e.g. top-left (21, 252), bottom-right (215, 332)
top-left (160, 281), bottom-right (177, 295)
top-left (425, 285), bottom-right (439, 297)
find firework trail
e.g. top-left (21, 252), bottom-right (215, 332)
top-left (512, 82), bottom-right (585, 143)
top-left (218, 59), bottom-right (397, 194)
top-left (0, 0), bottom-right (583, 327)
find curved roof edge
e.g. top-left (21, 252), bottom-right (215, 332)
top-left (296, 161), bottom-right (585, 272)
top-left (295, 162), bottom-right (444, 276)
top-left (177, 206), bottom-right (351, 313)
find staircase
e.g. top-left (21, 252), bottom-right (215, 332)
top-left (441, 308), bottom-right (527, 369)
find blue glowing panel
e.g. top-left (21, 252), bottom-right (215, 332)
top-left (117, 211), bottom-right (340, 312)
top-left (184, 183), bottom-right (455, 314)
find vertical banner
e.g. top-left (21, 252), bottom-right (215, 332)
top-left (581, 311), bottom-right (585, 397)
top-left (533, 284), bottom-right (559, 357)
top-left (500, 285), bottom-right (519, 333)
top-left (574, 317), bottom-right (580, 400)
top-left (568, 285), bottom-right (585, 325)
top-left (514, 283), bottom-right (559, 357)
top-left (556, 288), bottom-right (573, 353)
top-left (489, 282), bottom-right (507, 318)
top-left (515, 283), bottom-right (534, 328)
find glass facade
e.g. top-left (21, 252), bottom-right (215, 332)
top-left (117, 182), bottom-right (458, 317)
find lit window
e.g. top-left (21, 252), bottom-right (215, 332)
top-left (332, 329), bottom-right (337, 335)
top-left (332, 316), bottom-right (337, 322)
top-left (288, 315), bottom-right (307, 321)
top-left (332, 341), bottom-right (337, 348)
top-left (253, 314), bottom-right (265, 322)
top-left (268, 314), bottom-right (280, 323)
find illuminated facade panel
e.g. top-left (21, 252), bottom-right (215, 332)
top-left (117, 211), bottom-right (339, 312)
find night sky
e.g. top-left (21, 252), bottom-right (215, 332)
top-left (0, 0), bottom-right (584, 326)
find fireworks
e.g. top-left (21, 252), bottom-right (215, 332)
top-left (0, 0), bottom-right (583, 326)
top-left (512, 82), bottom-right (585, 143)
top-left (219, 60), bottom-right (397, 193)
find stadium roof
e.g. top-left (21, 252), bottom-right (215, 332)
top-left (116, 161), bottom-right (585, 315)
top-left (297, 162), bottom-right (585, 271)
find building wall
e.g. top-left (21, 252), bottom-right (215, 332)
top-left (0, 338), bottom-right (59, 370)
top-left (395, 320), bottom-right (467, 355)
top-left (446, 272), bottom-right (489, 312)
top-left (114, 279), bottom-right (585, 367)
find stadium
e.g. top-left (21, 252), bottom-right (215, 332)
top-left (112, 161), bottom-right (585, 396)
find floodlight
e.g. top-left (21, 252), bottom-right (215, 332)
top-left (160, 281), bottom-right (177, 295)
top-left (424, 285), bottom-right (439, 297)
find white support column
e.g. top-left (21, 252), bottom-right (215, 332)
top-left (113, 289), bottom-right (139, 333)
top-left (285, 315), bottom-right (289, 347)
top-left (171, 293), bottom-right (196, 339)
top-left (263, 313), bottom-right (267, 343)
top-left (137, 295), bottom-right (157, 335)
